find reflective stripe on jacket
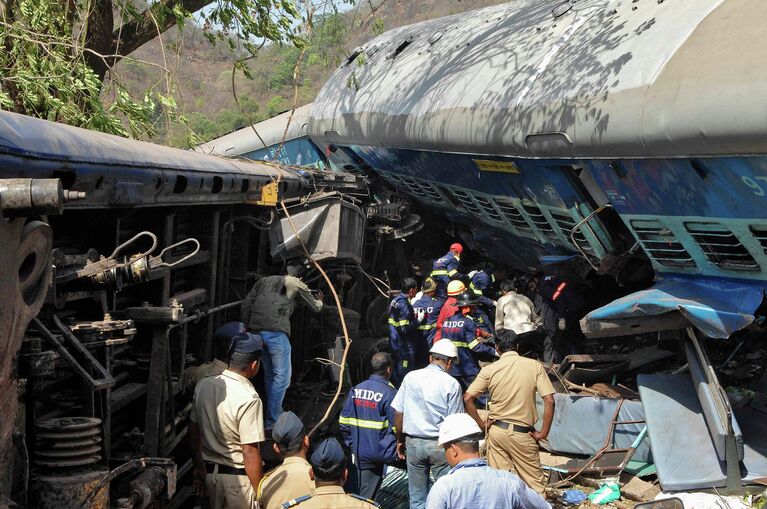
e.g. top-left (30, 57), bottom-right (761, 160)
top-left (440, 313), bottom-right (497, 379)
top-left (339, 375), bottom-right (398, 469)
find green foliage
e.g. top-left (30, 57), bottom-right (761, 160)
top-left (266, 95), bottom-right (287, 117)
top-left (0, 0), bottom-right (305, 142)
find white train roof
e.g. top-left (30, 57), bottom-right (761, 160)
top-left (308, 0), bottom-right (767, 158)
top-left (195, 104), bottom-right (313, 156)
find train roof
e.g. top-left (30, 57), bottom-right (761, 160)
top-left (0, 109), bottom-right (297, 180)
top-left (195, 104), bottom-right (313, 156)
top-left (309, 0), bottom-right (767, 158)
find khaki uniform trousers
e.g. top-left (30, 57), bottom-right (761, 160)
top-left (205, 473), bottom-right (255, 509)
top-left (486, 424), bottom-right (546, 493)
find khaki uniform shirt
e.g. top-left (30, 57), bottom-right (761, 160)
top-left (190, 369), bottom-right (265, 468)
top-left (183, 358), bottom-right (227, 392)
top-left (258, 456), bottom-right (314, 509)
top-left (241, 275), bottom-right (323, 336)
top-left (284, 485), bottom-right (379, 508)
top-left (467, 352), bottom-right (555, 426)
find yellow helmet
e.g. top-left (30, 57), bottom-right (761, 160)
top-left (447, 280), bottom-right (466, 297)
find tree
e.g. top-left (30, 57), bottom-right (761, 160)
top-left (0, 0), bottom-right (302, 139)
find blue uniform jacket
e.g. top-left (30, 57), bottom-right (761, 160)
top-left (470, 309), bottom-right (494, 334)
top-left (470, 270), bottom-right (496, 308)
top-left (412, 294), bottom-right (446, 345)
top-left (339, 375), bottom-right (398, 469)
top-left (388, 293), bottom-right (418, 345)
top-left (440, 312), bottom-right (497, 379)
top-left (431, 253), bottom-right (462, 297)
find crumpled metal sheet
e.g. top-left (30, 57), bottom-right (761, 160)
top-left (583, 275), bottom-right (765, 338)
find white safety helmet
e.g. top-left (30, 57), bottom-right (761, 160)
top-left (429, 339), bottom-right (458, 359)
top-left (438, 413), bottom-right (482, 446)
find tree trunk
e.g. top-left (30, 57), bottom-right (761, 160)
top-left (85, 0), bottom-right (114, 81)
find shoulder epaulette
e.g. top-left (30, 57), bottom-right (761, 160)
top-left (256, 466), bottom-right (278, 498)
top-left (350, 493), bottom-right (380, 507)
top-left (282, 494), bottom-right (312, 508)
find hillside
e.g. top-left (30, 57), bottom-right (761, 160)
top-left (113, 0), bottom-right (506, 146)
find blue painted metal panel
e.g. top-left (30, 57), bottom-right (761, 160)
top-left (241, 137), bottom-right (326, 168)
top-left (584, 275), bottom-right (765, 338)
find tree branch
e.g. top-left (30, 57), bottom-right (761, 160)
top-left (111, 0), bottom-right (208, 59)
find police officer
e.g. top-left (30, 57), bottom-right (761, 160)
top-left (339, 352), bottom-right (398, 500)
top-left (412, 278), bottom-right (445, 366)
top-left (430, 243), bottom-right (464, 298)
top-left (258, 411), bottom-right (314, 509)
top-left (464, 330), bottom-right (556, 494)
top-left (440, 292), bottom-right (498, 392)
top-left (282, 438), bottom-right (379, 508)
top-left (190, 331), bottom-right (265, 509)
top-left (433, 280), bottom-right (466, 342)
top-left (388, 277), bottom-right (419, 385)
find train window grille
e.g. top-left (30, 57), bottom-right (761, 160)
top-left (551, 211), bottom-right (592, 253)
top-left (630, 220), bottom-right (695, 268)
top-left (749, 225), bottom-right (767, 254)
top-left (494, 198), bottom-right (532, 232)
top-left (447, 188), bottom-right (474, 212)
top-left (470, 194), bottom-right (504, 224)
top-left (685, 222), bottom-right (759, 272)
top-left (521, 203), bottom-right (558, 240)
top-left (413, 179), bottom-right (445, 203)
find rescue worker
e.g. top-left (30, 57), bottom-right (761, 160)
top-left (339, 352), bottom-right (398, 500)
top-left (430, 243), bottom-right (464, 298)
top-left (258, 411), bottom-right (314, 509)
top-left (388, 277), bottom-right (419, 385)
top-left (469, 263), bottom-right (496, 311)
top-left (282, 437), bottom-right (379, 508)
top-left (391, 340), bottom-right (464, 509)
top-left (183, 321), bottom-right (240, 391)
top-left (433, 280), bottom-right (466, 342)
top-left (426, 414), bottom-right (551, 509)
top-left (440, 292), bottom-right (498, 392)
top-left (411, 278), bottom-right (445, 366)
top-left (241, 270), bottom-right (324, 431)
top-left (190, 331), bottom-right (265, 509)
top-left (464, 329), bottom-right (556, 493)
top-left (468, 305), bottom-right (494, 336)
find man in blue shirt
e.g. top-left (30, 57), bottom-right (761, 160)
top-left (469, 263), bottom-right (496, 311)
top-left (440, 292), bottom-right (498, 392)
top-left (388, 277), bottom-right (420, 386)
top-left (339, 352), bottom-right (398, 501)
top-left (412, 277), bottom-right (446, 367)
top-left (391, 340), bottom-right (464, 509)
top-left (426, 413), bottom-right (550, 509)
top-left (430, 243), bottom-right (464, 298)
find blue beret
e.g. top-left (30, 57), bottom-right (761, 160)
top-left (272, 411), bottom-right (305, 449)
top-left (228, 331), bottom-right (263, 355)
top-left (214, 322), bottom-right (246, 342)
top-left (310, 438), bottom-right (345, 469)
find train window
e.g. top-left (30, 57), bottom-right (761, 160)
top-left (155, 176), bottom-right (162, 189)
top-left (241, 179), bottom-right (250, 193)
top-left (211, 176), bottom-right (223, 194)
top-left (173, 175), bottom-right (187, 194)
top-left (95, 176), bottom-right (104, 190)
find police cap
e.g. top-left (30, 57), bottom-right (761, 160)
top-left (228, 331), bottom-right (264, 355)
top-left (309, 438), bottom-right (346, 470)
top-left (272, 411), bottom-right (305, 450)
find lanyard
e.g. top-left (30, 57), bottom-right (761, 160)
top-left (450, 460), bottom-right (487, 474)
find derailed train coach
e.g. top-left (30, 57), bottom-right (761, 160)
top-left (202, 0), bottom-right (767, 494)
top-left (0, 108), bottom-right (400, 507)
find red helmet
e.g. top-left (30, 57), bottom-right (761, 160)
top-left (450, 243), bottom-right (463, 253)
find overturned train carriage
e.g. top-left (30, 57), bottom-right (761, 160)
top-left (202, 0), bottom-right (767, 494)
top-left (0, 109), bottom-right (380, 508)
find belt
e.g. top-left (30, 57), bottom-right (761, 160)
top-left (493, 421), bottom-right (534, 433)
top-left (405, 434), bottom-right (439, 440)
top-left (206, 463), bottom-right (247, 476)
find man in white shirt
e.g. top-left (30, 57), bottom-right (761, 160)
top-left (391, 340), bottom-right (464, 509)
top-left (495, 279), bottom-right (540, 344)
